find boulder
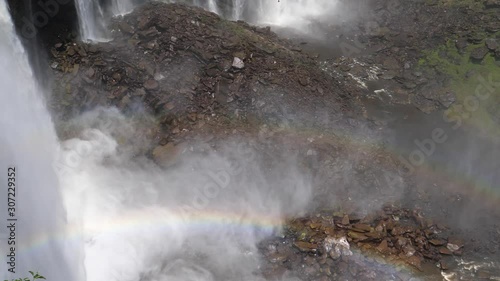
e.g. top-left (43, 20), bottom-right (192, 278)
top-left (470, 46), bottom-right (489, 62)
top-left (152, 143), bottom-right (184, 167)
top-left (232, 57), bottom-right (245, 69)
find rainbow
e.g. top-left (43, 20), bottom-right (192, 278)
top-left (17, 207), bottom-right (284, 255)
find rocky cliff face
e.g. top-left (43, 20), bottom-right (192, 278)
top-left (48, 2), bottom-right (353, 149)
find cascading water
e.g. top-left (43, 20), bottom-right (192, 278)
top-left (110, 0), bottom-right (135, 16)
top-left (231, 0), bottom-right (244, 20)
top-left (75, 0), bottom-right (134, 41)
top-left (205, 0), bottom-right (219, 14)
top-left (0, 1), bottom-right (84, 280)
top-left (75, 0), bottom-right (109, 41)
top-left (160, 0), bottom-right (219, 13)
top-left (249, 0), bottom-right (339, 28)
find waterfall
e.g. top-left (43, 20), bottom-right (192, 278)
top-left (207, 0), bottom-right (219, 14)
top-left (110, 0), bottom-right (135, 16)
top-left (75, 0), bottom-right (109, 41)
top-left (250, 0), bottom-right (339, 27)
top-left (0, 1), bottom-right (84, 280)
top-left (232, 0), bottom-right (244, 20)
top-left (75, 0), bottom-right (134, 42)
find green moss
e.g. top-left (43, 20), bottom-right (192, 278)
top-left (418, 37), bottom-right (500, 136)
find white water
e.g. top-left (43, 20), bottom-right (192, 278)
top-left (75, 0), bottom-right (134, 41)
top-left (110, 0), bottom-right (135, 16)
top-left (0, 1), bottom-right (84, 280)
top-left (251, 0), bottom-right (339, 29)
top-left (75, 0), bottom-right (109, 41)
top-left (57, 108), bottom-right (312, 281)
top-left (207, 0), bottom-right (219, 14)
top-left (180, 0), bottom-right (339, 27)
top-left (231, 0), bottom-right (244, 20)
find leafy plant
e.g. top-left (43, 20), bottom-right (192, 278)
top-left (3, 271), bottom-right (45, 281)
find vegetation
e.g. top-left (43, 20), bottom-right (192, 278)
top-left (418, 36), bottom-right (500, 137)
top-left (3, 271), bottom-right (45, 281)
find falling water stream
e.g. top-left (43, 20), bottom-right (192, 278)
top-left (0, 1), bottom-right (84, 280)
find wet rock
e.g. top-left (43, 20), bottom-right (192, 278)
top-left (144, 79), bottom-right (159, 90)
top-left (429, 239), bottom-right (447, 246)
top-left (262, 266), bottom-right (287, 280)
top-left (447, 238), bottom-right (464, 253)
top-left (54, 42), bottom-right (64, 51)
top-left (341, 214), bottom-right (350, 225)
top-left (66, 47), bottom-right (76, 56)
top-left (112, 72), bottom-right (122, 82)
top-left (438, 91), bottom-right (456, 108)
top-left (118, 21), bottom-right (135, 34)
top-left (233, 51), bottom-right (247, 60)
top-left (439, 247), bottom-right (453, 255)
top-left (293, 241), bottom-right (317, 253)
top-left (298, 77), bottom-right (309, 86)
top-left (406, 255), bottom-right (423, 271)
top-left (349, 232), bottom-right (369, 242)
top-left (84, 68), bottom-right (95, 79)
top-left (187, 113), bottom-right (197, 122)
top-left (139, 26), bottom-right (160, 38)
top-left (268, 253), bottom-right (288, 264)
top-left (455, 38), bottom-right (468, 54)
top-left (137, 15), bottom-right (152, 30)
top-left (351, 223), bottom-right (372, 233)
top-left (485, 0), bottom-right (500, 8)
top-left (467, 33), bottom-right (484, 44)
top-left (152, 143), bottom-right (184, 167)
top-left (382, 57), bottom-right (400, 70)
top-left (205, 68), bottom-right (219, 77)
top-left (381, 71), bottom-right (397, 80)
top-left (232, 57), bottom-right (245, 69)
top-left (486, 38), bottom-right (499, 51)
top-left (477, 270), bottom-right (494, 279)
top-left (164, 102), bottom-right (175, 111)
top-left (134, 88), bottom-right (146, 96)
top-left (119, 95), bottom-right (131, 109)
top-left (391, 226), bottom-right (413, 236)
top-left (439, 260), bottom-right (452, 270)
top-left (376, 239), bottom-right (390, 254)
top-left (470, 47), bottom-right (489, 63)
top-left (145, 40), bottom-right (158, 50)
top-left (323, 236), bottom-right (352, 259)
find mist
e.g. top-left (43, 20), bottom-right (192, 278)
top-left (57, 108), bottom-right (312, 281)
top-left (2, 0), bottom-right (500, 279)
